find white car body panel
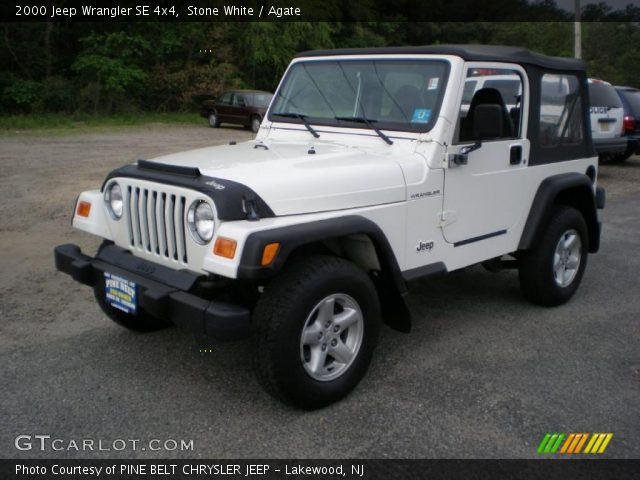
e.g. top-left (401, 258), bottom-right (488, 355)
top-left (149, 140), bottom-right (408, 216)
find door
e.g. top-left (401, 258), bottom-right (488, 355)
top-left (216, 91), bottom-right (234, 122)
top-left (227, 92), bottom-right (248, 124)
top-left (442, 64), bottom-right (531, 245)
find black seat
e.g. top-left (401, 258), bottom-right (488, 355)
top-left (460, 88), bottom-right (514, 141)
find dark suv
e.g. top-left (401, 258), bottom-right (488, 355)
top-left (201, 89), bottom-right (273, 133)
top-left (614, 86), bottom-right (640, 161)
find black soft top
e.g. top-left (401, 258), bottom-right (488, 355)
top-left (296, 44), bottom-right (585, 72)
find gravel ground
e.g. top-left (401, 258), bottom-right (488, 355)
top-left (1, 124), bottom-right (639, 459)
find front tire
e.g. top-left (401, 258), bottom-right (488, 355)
top-left (250, 116), bottom-right (261, 133)
top-left (252, 255), bottom-right (380, 409)
top-left (208, 111), bottom-right (220, 128)
top-left (519, 206), bottom-right (588, 306)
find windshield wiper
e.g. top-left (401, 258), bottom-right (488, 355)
top-left (334, 116), bottom-right (393, 145)
top-left (271, 112), bottom-right (320, 138)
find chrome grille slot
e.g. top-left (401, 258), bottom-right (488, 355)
top-left (125, 185), bottom-right (188, 264)
top-left (139, 188), bottom-right (149, 251)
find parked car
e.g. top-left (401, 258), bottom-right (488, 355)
top-left (201, 89), bottom-right (273, 133)
top-left (56, 45), bottom-right (604, 409)
top-left (588, 78), bottom-right (626, 160)
top-left (614, 86), bottom-right (640, 161)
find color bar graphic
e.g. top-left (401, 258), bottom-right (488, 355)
top-left (538, 433), bottom-right (612, 454)
top-left (537, 433), bottom-right (565, 453)
top-left (584, 433), bottom-right (614, 454)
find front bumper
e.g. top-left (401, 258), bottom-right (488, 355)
top-left (54, 243), bottom-right (250, 340)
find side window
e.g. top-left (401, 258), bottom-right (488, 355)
top-left (234, 94), bottom-right (246, 107)
top-left (219, 92), bottom-right (233, 105)
top-left (462, 80), bottom-right (477, 105)
top-left (456, 69), bottom-right (523, 143)
top-left (540, 74), bottom-right (584, 147)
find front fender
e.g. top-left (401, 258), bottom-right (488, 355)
top-left (72, 190), bottom-right (113, 240)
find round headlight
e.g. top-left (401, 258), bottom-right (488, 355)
top-left (188, 200), bottom-right (214, 244)
top-left (105, 182), bottom-right (123, 220)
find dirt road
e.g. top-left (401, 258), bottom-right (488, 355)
top-left (1, 125), bottom-right (639, 458)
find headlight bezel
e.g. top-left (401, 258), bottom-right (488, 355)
top-left (187, 199), bottom-right (215, 245)
top-left (104, 182), bottom-right (124, 220)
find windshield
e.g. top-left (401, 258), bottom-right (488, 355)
top-left (268, 59), bottom-right (449, 133)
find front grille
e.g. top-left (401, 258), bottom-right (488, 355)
top-left (126, 186), bottom-right (188, 263)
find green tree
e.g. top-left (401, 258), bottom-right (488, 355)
top-left (72, 31), bottom-right (149, 113)
top-left (237, 22), bottom-right (334, 90)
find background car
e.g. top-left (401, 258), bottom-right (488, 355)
top-left (201, 89), bottom-right (273, 133)
top-left (588, 79), bottom-right (626, 161)
top-left (614, 86), bottom-right (640, 162)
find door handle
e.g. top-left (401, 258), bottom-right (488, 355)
top-left (510, 145), bottom-right (523, 165)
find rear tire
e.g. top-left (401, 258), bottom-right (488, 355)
top-left (252, 255), bottom-right (380, 409)
top-left (518, 206), bottom-right (588, 306)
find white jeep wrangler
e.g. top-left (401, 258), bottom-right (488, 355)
top-left (55, 45), bottom-right (605, 409)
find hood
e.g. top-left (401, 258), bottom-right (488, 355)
top-left (148, 140), bottom-right (408, 216)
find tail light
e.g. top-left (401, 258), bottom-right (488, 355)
top-left (623, 115), bottom-right (635, 133)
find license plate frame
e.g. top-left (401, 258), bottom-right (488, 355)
top-left (104, 272), bottom-right (137, 314)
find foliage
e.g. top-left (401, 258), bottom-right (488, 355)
top-left (1, 5), bottom-right (639, 116)
top-left (2, 77), bottom-right (42, 112)
top-left (72, 31), bottom-right (149, 113)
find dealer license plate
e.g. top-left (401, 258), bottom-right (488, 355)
top-left (104, 272), bottom-right (137, 314)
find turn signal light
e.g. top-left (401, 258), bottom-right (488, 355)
top-left (76, 201), bottom-right (91, 217)
top-left (261, 242), bottom-right (280, 266)
top-left (213, 237), bottom-right (237, 259)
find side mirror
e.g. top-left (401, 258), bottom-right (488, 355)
top-left (448, 140), bottom-right (482, 167)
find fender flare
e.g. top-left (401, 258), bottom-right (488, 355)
top-left (238, 216), bottom-right (405, 291)
top-left (238, 215), bottom-right (412, 332)
top-left (518, 172), bottom-right (601, 253)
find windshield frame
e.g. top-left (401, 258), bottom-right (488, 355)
top-left (267, 57), bottom-right (451, 135)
